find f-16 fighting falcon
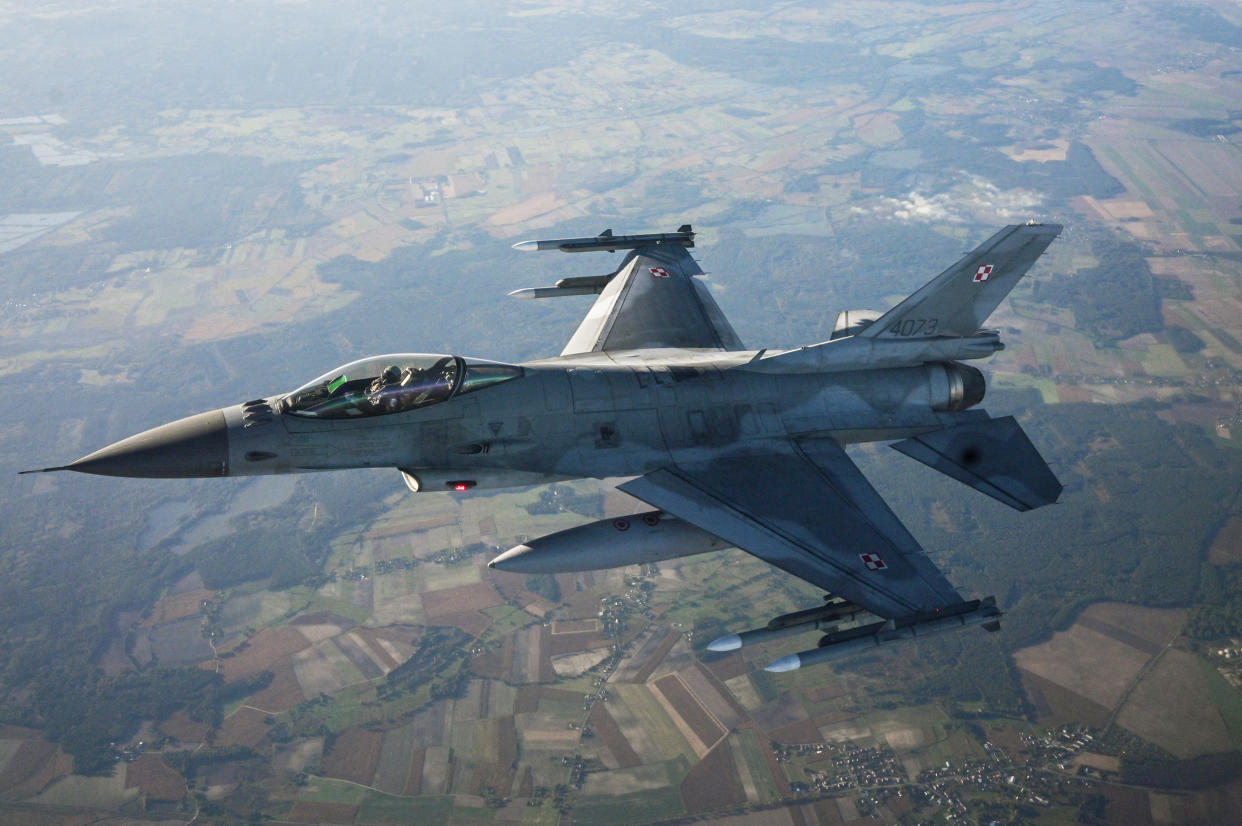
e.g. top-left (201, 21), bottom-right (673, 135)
top-left (27, 223), bottom-right (1063, 671)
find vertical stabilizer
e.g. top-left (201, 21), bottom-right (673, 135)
top-left (860, 223), bottom-right (1061, 339)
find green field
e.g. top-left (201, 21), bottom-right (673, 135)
top-left (358, 793), bottom-right (453, 825)
top-left (481, 603), bottom-right (538, 640)
top-left (296, 778), bottom-right (368, 806)
top-left (572, 785), bottom-right (684, 826)
top-left (612, 685), bottom-right (698, 765)
top-left (732, 729), bottom-right (781, 803)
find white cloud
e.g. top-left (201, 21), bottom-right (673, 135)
top-left (852, 175), bottom-right (1044, 225)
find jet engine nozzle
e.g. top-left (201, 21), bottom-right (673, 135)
top-left (931, 362), bottom-right (986, 412)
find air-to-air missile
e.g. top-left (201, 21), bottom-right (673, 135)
top-left (488, 511), bottom-right (728, 573)
top-left (511, 225), bottom-right (695, 253)
top-left (763, 597), bottom-right (1002, 672)
top-left (706, 600), bottom-right (863, 653)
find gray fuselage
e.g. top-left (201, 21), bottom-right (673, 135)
top-left (223, 352), bottom-right (979, 489)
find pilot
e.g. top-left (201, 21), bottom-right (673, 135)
top-left (366, 365), bottom-right (403, 412)
top-left (369, 365), bottom-right (430, 413)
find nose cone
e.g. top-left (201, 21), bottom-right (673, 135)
top-left (488, 544), bottom-right (536, 573)
top-left (66, 409), bottom-right (229, 478)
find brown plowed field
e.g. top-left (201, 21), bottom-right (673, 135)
top-left (0, 739), bottom-right (59, 795)
top-left (217, 707), bottom-right (270, 749)
top-left (655, 674), bottom-right (725, 749)
top-left (627, 630), bottom-right (681, 684)
top-left (513, 685), bottom-right (540, 713)
top-left (539, 688), bottom-right (583, 704)
top-left (1019, 669), bottom-right (1111, 728)
top-left (141, 588), bottom-right (213, 627)
top-left (588, 703), bottom-right (641, 768)
top-left (159, 711), bottom-right (210, 743)
top-left (124, 754), bottom-right (186, 800)
top-left (421, 582), bottom-right (501, 617)
top-left (215, 626), bottom-right (311, 681)
top-left (352, 628), bottom-right (400, 671)
top-left (751, 693), bottom-right (809, 733)
top-left (322, 727), bottom-right (384, 786)
top-left (245, 658), bottom-right (306, 712)
top-left (704, 651), bottom-right (748, 682)
top-left (806, 682), bottom-right (847, 703)
top-left (517, 591), bottom-right (555, 617)
top-left (548, 630), bottom-right (607, 656)
top-left (681, 665), bottom-right (745, 730)
top-left (475, 712), bottom-right (520, 777)
top-left (433, 610), bottom-right (493, 636)
top-left (1210, 517), bottom-right (1242, 564)
top-left (402, 748), bottom-right (426, 796)
top-left (469, 638), bottom-right (509, 680)
top-left (769, 719), bottom-right (824, 745)
top-left (508, 625), bottom-right (546, 683)
top-left (680, 739), bottom-right (746, 814)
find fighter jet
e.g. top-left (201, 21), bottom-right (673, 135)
top-left (27, 223), bottom-right (1063, 670)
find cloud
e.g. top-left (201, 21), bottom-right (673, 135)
top-left (852, 175), bottom-right (1044, 225)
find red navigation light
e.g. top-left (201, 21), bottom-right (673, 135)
top-left (447, 480), bottom-right (476, 491)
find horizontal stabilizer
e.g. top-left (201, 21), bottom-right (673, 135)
top-left (892, 416), bottom-right (1061, 511)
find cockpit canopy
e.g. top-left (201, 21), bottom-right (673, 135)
top-left (282, 354), bottom-right (521, 419)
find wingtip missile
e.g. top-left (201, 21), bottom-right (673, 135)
top-left (707, 601), bottom-right (861, 654)
top-left (762, 598), bottom-right (1001, 672)
top-left (765, 655), bottom-right (802, 673)
top-left (509, 226), bottom-right (694, 254)
top-left (706, 634), bottom-right (741, 653)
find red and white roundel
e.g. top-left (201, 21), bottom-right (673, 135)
top-left (860, 552), bottom-right (887, 571)
top-left (649, 267), bottom-right (670, 278)
top-left (973, 264), bottom-right (994, 283)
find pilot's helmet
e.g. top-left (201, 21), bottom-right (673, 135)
top-left (379, 365), bottom-right (401, 384)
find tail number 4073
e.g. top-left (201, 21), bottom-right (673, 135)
top-left (887, 318), bottom-right (938, 337)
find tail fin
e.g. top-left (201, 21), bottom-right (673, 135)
top-left (859, 223), bottom-right (1061, 340)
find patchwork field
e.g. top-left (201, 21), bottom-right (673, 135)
top-left (1116, 649), bottom-right (1241, 759)
top-left (1014, 602), bottom-right (1185, 726)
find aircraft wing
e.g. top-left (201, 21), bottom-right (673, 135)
top-left (617, 438), bottom-right (964, 618)
top-left (561, 245), bottom-right (744, 355)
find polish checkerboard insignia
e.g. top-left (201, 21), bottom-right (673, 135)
top-left (860, 552), bottom-right (887, 571)
top-left (973, 264), bottom-right (994, 283)
top-left (649, 267), bottom-right (669, 278)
